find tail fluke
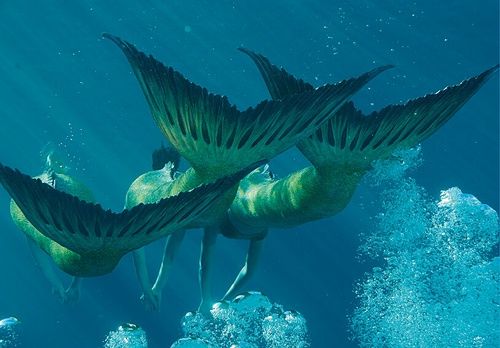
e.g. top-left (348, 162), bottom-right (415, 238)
top-left (239, 48), bottom-right (498, 170)
top-left (237, 47), bottom-right (315, 99)
top-left (0, 161), bottom-right (263, 255)
top-left (298, 65), bottom-right (499, 169)
top-left (103, 33), bottom-right (389, 177)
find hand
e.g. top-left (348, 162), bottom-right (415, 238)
top-left (140, 290), bottom-right (159, 312)
top-left (64, 284), bottom-right (81, 304)
top-left (151, 285), bottom-right (162, 311)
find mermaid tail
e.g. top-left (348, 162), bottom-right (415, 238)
top-left (0, 162), bottom-right (261, 256)
top-left (225, 50), bottom-right (498, 228)
top-left (103, 34), bottom-right (391, 178)
top-left (239, 48), bottom-right (498, 170)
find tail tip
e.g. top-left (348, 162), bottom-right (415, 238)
top-left (485, 64), bottom-right (499, 77)
top-left (102, 33), bottom-right (125, 48)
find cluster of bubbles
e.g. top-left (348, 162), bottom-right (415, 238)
top-left (40, 142), bottom-right (71, 174)
top-left (58, 122), bottom-right (88, 173)
top-left (103, 323), bottom-right (148, 348)
top-left (171, 292), bottom-right (309, 348)
top-left (352, 148), bottom-right (499, 347)
top-left (0, 317), bottom-right (20, 348)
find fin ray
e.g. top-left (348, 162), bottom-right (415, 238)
top-left (0, 162), bottom-right (261, 255)
top-left (104, 34), bottom-right (390, 176)
top-left (299, 65), bottom-right (499, 169)
top-left (239, 47), bottom-right (498, 170)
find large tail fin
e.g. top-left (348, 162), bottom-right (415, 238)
top-left (237, 47), bottom-right (316, 99)
top-left (299, 65), bottom-right (499, 169)
top-left (239, 48), bottom-right (498, 170)
top-left (0, 161), bottom-right (262, 255)
top-left (103, 34), bottom-right (390, 177)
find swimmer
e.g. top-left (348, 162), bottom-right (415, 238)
top-left (103, 33), bottom-right (389, 311)
top-left (126, 144), bottom-right (186, 311)
top-left (200, 50), bottom-right (499, 306)
top-left (9, 150), bottom-right (92, 302)
top-left (0, 156), bottom-right (259, 278)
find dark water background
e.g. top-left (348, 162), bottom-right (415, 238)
top-left (0, 1), bottom-right (498, 347)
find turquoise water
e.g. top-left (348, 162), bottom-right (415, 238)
top-left (0, 1), bottom-right (498, 347)
top-left (353, 148), bottom-right (499, 347)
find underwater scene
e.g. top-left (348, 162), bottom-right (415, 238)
top-left (0, 1), bottom-right (498, 347)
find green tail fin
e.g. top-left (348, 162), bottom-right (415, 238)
top-left (239, 48), bottom-right (498, 170)
top-left (0, 161), bottom-right (262, 255)
top-left (103, 33), bottom-right (390, 177)
top-left (237, 47), bottom-right (315, 99)
top-left (299, 65), bottom-right (499, 169)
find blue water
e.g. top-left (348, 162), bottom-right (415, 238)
top-left (0, 1), bottom-right (498, 347)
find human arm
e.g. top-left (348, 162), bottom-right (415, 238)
top-left (197, 226), bottom-right (218, 314)
top-left (151, 229), bottom-right (186, 309)
top-left (25, 237), bottom-right (66, 302)
top-left (133, 248), bottom-right (158, 311)
top-left (64, 277), bottom-right (82, 303)
top-left (222, 238), bottom-right (264, 301)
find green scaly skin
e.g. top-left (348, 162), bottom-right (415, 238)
top-left (126, 167), bottom-right (239, 228)
top-left (125, 166), bottom-right (175, 208)
top-left (229, 165), bottom-right (366, 230)
top-left (9, 172), bottom-right (121, 277)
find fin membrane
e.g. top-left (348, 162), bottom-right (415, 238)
top-left (103, 33), bottom-right (390, 176)
top-left (0, 162), bottom-right (261, 255)
top-left (237, 47), bottom-right (315, 99)
top-left (238, 47), bottom-right (316, 99)
top-left (299, 65), bottom-right (499, 169)
top-left (240, 48), bottom-right (498, 169)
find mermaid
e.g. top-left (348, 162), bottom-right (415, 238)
top-left (102, 34), bottom-right (390, 312)
top-left (9, 150), bottom-right (92, 302)
top-left (125, 144), bottom-right (185, 311)
top-left (145, 50), bottom-right (497, 309)
top-left (116, 41), bottom-right (497, 312)
top-left (215, 50), bottom-right (499, 301)
top-left (2, 151), bottom-right (256, 281)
